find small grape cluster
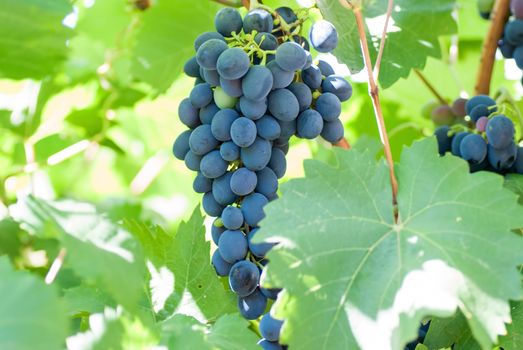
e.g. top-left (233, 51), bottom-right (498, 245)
top-left (434, 95), bottom-right (523, 174)
top-left (172, 5), bottom-right (351, 349)
top-left (498, 0), bottom-right (523, 79)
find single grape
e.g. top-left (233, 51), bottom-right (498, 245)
top-left (212, 249), bottom-right (233, 276)
top-left (513, 147), bottom-right (523, 174)
top-left (218, 230), bottom-right (248, 263)
top-left (212, 172), bottom-right (237, 206)
top-left (268, 89), bottom-right (300, 121)
top-left (257, 339), bottom-right (283, 350)
top-left (217, 48), bottom-right (250, 80)
top-left (202, 68), bottom-right (220, 87)
top-left (303, 51), bottom-right (313, 69)
top-left (237, 97), bottom-right (266, 121)
top-left (268, 148), bottom-right (287, 178)
top-left (173, 130), bottom-right (191, 160)
top-left (316, 93), bottom-right (341, 121)
top-left (465, 95), bottom-right (496, 115)
top-left (321, 119), bottom-right (345, 143)
top-left (476, 116), bottom-right (489, 132)
top-left (194, 32), bottom-right (226, 51)
top-left (220, 77), bottom-right (243, 98)
top-left (434, 125), bottom-right (453, 155)
top-left (211, 108), bottom-right (239, 141)
top-left (259, 313), bottom-right (283, 342)
top-left (450, 131), bottom-right (471, 157)
top-left (309, 20), bottom-right (339, 53)
top-left (278, 120), bottom-right (297, 139)
top-left (211, 218), bottom-right (225, 245)
top-left (189, 125), bottom-right (219, 155)
top-left (220, 141), bottom-right (240, 162)
top-left (214, 86), bottom-right (237, 109)
top-left (193, 172), bottom-right (213, 193)
top-left (297, 109), bottom-right (324, 139)
top-left (498, 38), bottom-right (515, 59)
top-left (200, 150), bottom-right (228, 179)
top-left (214, 7), bottom-right (243, 37)
top-left (255, 167), bottom-right (278, 198)
top-left (514, 45), bottom-right (523, 69)
top-left (301, 65), bottom-right (322, 90)
top-left (431, 105), bottom-right (456, 126)
top-left (231, 117), bottom-right (257, 148)
top-left (451, 98), bottom-right (468, 118)
top-left (248, 228), bottom-right (276, 258)
top-left (243, 9), bottom-right (274, 34)
top-left (274, 138), bottom-right (290, 154)
top-left (221, 206), bottom-right (244, 230)
top-left (241, 137), bottom-right (272, 171)
top-left (184, 56), bottom-right (200, 78)
top-left (293, 35), bottom-right (310, 51)
top-left (255, 32), bottom-right (279, 50)
top-left (242, 66), bottom-right (274, 101)
top-left (241, 192), bottom-right (268, 226)
top-left (322, 75), bottom-right (352, 102)
top-left (184, 150), bottom-right (202, 171)
top-left (256, 115), bottom-right (281, 141)
top-left (203, 192), bottom-right (225, 217)
top-left (317, 59), bottom-right (335, 76)
top-left (190, 83), bottom-right (213, 108)
top-left (505, 19), bottom-right (523, 46)
top-left (460, 134), bottom-right (487, 164)
top-left (275, 42), bottom-right (307, 72)
top-left (238, 288), bottom-right (267, 320)
top-left (196, 39), bottom-right (229, 70)
top-left (230, 167), bottom-right (258, 196)
top-left (486, 115), bottom-right (515, 149)
top-left (199, 102), bottom-right (220, 125)
top-left (488, 143), bottom-right (518, 172)
top-left (266, 61), bottom-right (295, 89)
top-left (178, 98), bottom-right (200, 128)
top-left (288, 82), bottom-right (313, 112)
top-left (229, 260), bottom-right (260, 297)
top-left (469, 104), bottom-right (491, 122)
top-left (512, 0), bottom-right (523, 18)
top-left (275, 7), bottom-right (297, 35)
top-left (260, 287), bottom-right (281, 300)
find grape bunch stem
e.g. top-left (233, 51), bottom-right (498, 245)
top-left (475, 0), bottom-right (510, 95)
top-left (338, 0), bottom-right (399, 213)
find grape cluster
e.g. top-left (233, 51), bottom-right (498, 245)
top-left (498, 0), bottom-right (523, 79)
top-left (172, 5), bottom-right (351, 349)
top-left (434, 95), bottom-right (523, 174)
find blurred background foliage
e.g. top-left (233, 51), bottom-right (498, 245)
top-left (0, 0), bottom-right (520, 232)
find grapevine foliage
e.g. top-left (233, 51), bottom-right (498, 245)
top-left (256, 138), bottom-right (523, 349)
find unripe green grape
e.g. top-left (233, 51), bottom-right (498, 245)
top-left (477, 0), bottom-right (494, 13)
top-left (214, 87), bottom-right (238, 109)
top-left (421, 100), bottom-right (440, 120)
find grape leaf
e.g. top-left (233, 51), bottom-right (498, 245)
top-left (505, 174), bottom-right (523, 205)
top-left (256, 138), bottom-right (523, 349)
top-left (126, 207), bottom-right (237, 322)
top-left (0, 0), bottom-right (74, 80)
top-left (0, 257), bottom-right (68, 350)
top-left (424, 301), bottom-right (523, 350)
top-left (131, 0), bottom-right (220, 92)
top-left (317, 0), bottom-right (457, 88)
top-left (10, 196), bottom-right (146, 311)
top-left (63, 285), bottom-right (116, 316)
top-left (159, 314), bottom-right (259, 350)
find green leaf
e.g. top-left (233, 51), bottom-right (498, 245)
top-left (500, 301), bottom-right (523, 350)
top-left (131, 0), bottom-right (220, 92)
top-left (257, 138), bottom-right (523, 349)
top-left (10, 196), bottom-right (146, 311)
top-left (317, 0), bottom-right (457, 88)
top-left (0, 219), bottom-right (23, 259)
top-left (63, 285), bottom-right (116, 316)
top-left (127, 207), bottom-right (237, 321)
top-left (160, 314), bottom-right (259, 350)
top-left (0, 257), bottom-right (68, 350)
top-left (505, 174), bottom-right (523, 206)
top-left (0, 0), bottom-right (74, 80)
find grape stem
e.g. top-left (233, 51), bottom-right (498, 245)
top-left (414, 69), bottom-right (449, 106)
top-left (373, 0), bottom-right (393, 79)
top-left (475, 0), bottom-right (510, 95)
top-left (212, 0), bottom-right (243, 7)
top-left (339, 0), bottom-right (399, 210)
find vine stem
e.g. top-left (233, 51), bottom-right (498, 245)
top-left (339, 0), bottom-right (398, 206)
top-left (414, 69), bottom-right (448, 105)
top-left (374, 0), bottom-right (393, 78)
top-left (475, 0), bottom-right (510, 95)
